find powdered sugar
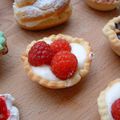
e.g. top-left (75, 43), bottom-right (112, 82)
top-left (13, 0), bottom-right (69, 19)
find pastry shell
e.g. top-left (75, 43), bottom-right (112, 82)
top-left (21, 34), bottom-right (92, 89)
top-left (85, 0), bottom-right (120, 11)
top-left (103, 16), bottom-right (120, 56)
top-left (97, 79), bottom-right (120, 120)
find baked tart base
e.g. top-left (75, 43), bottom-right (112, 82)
top-left (97, 79), bottom-right (120, 120)
top-left (21, 34), bottom-right (92, 89)
top-left (103, 16), bottom-right (120, 56)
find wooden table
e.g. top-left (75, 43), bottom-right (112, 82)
top-left (1, 0), bottom-right (120, 120)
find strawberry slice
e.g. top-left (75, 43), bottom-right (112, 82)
top-left (0, 96), bottom-right (10, 120)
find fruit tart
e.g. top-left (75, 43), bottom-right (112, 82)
top-left (103, 16), bottom-right (120, 56)
top-left (97, 79), bottom-right (120, 120)
top-left (21, 34), bottom-right (93, 89)
top-left (0, 94), bottom-right (19, 120)
top-left (85, 0), bottom-right (120, 11)
top-left (0, 32), bottom-right (8, 57)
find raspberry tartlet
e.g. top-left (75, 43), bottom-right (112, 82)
top-left (97, 79), bottom-right (120, 120)
top-left (85, 0), bottom-right (120, 11)
top-left (21, 34), bottom-right (93, 89)
top-left (103, 16), bottom-right (120, 56)
top-left (0, 32), bottom-right (8, 57)
top-left (0, 94), bottom-right (19, 120)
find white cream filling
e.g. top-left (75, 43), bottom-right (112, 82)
top-left (31, 39), bottom-right (88, 82)
top-left (105, 82), bottom-right (120, 120)
top-left (0, 94), bottom-right (19, 120)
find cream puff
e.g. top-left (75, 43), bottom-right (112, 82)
top-left (13, 0), bottom-right (72, 30)
top-left (97, 79), bottom-right (120, 120)
top-left (0, 32), bottom-right (8, 57)
top-left (85, 0), bottom-right (120, 11)
top-left (103, 16), bottom-right (120, 56)
top-left (0, 94), bottom-right (19, 120)
top-left (21, 34), bottom-right (93, 89)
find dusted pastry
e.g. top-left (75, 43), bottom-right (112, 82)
top-left (85, 0), bottom-right (120, 11)
top-left (21, 34), bottom-right (93, 89)
top-left (13, 0), bottom-right (72, 30)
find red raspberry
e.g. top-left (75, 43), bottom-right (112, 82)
top-left (50, 39), bottom-right (71, 55)
top-left (0, 96), bottom-right (10, 120)
top-left (28, 41), bottom-right (53, 66)
top-left (112, 98), bottom-right (120, 120)
top-left (51, 51), bottom-right (78, 80)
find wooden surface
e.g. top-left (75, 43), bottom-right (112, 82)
top-left (1, 0), bottom-right (120, 120)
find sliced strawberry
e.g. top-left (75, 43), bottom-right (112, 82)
top-left (0, 96), bottom-right (10, 120)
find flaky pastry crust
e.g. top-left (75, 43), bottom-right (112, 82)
top-left (21, 34), bottom-right (92, 89)
top-left (103, 16), bottom-right (120, 56)
top-left (97, 79), bottom-right (120, 120)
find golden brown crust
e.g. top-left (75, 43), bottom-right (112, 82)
top-left (15, 0), bottom-right (36, 7)
top-left (85, 0), bottom-right (119, 11)
top-left (97, 79), bottom-right (120, 120)
top-left (18, 3), bottom-right (70, 22)
top-left (17, 6), bottom-right (72, 30)
top-left (103, 16), bottom-right (120, 56)
top-left (21, 34), bottom-right (92, 89)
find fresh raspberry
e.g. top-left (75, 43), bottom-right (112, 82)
top-left (112, 98), bottom-right (120, 120)
top-left (28, 41), bottom-right (53, 66)
top-left (50, 39), bottom-right (71, 55)
top-left (51, 51), bottom-right (78, 80)
top-left (0, 96), bottom-right (10, 120)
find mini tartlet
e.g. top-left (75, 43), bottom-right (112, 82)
top-left (103, 16), bottom-right (120, 56)
top-left (13, 0), bottom-right (72, 30)
top-left (0, 94), bottom-right (19, 120)
top-left (97, 79), bottom-right (120, 120)
top-left (85, 0), bottom-right (120, 11)
top-left (21, 34), bottom-right (93, 89)
top-left (0, 32), bottom-right (8, 57)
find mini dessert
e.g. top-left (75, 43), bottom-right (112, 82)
top-left (97, 79), bottom-right (120, 120)
top-left (13, 0), bottom-right (72, 30)
top-left (85, 0), bottom-right (120, 11)
top-left (21, 34), bottom-right (93, 89)
top-left (0, 94), bottom-right (19, 120)
top-left (103, 16), bottom-right (120, 56)
top-left (0, 32), bottom-right (8, 57)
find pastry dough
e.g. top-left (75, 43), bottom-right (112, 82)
top-left (85, 0), bottom-right (120, 11)
top-left (21, 34), bottom-right (93, 89)
top-left (13, 0), bottom-right (72, 30)
top-left (97, 79), bottom-right (120, 120)
top-left (103, 16), bottom-right (120, 56)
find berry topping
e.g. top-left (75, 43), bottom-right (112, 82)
top-left (50, 38), bottom-right (71, 55)
top-left (51, 51), bottom-right (78, 80)
top-left (0, 97), bottom-right (10, 120)
top-left (112, 98), bottom-right (120, 120)
top-left (28, 41), bottom-right (53, 66)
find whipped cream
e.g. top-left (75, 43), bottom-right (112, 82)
top-left (13, 0), bottom-right (69, 19)
top-left (0, 94), bottom-right (19, 120)
top-left (105, 82), bottom-right (120, 120)
top-left (31, 38), bottom-right (88, 82)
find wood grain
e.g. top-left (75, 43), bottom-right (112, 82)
top-left (0, 0), bottom-right (120, 120)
